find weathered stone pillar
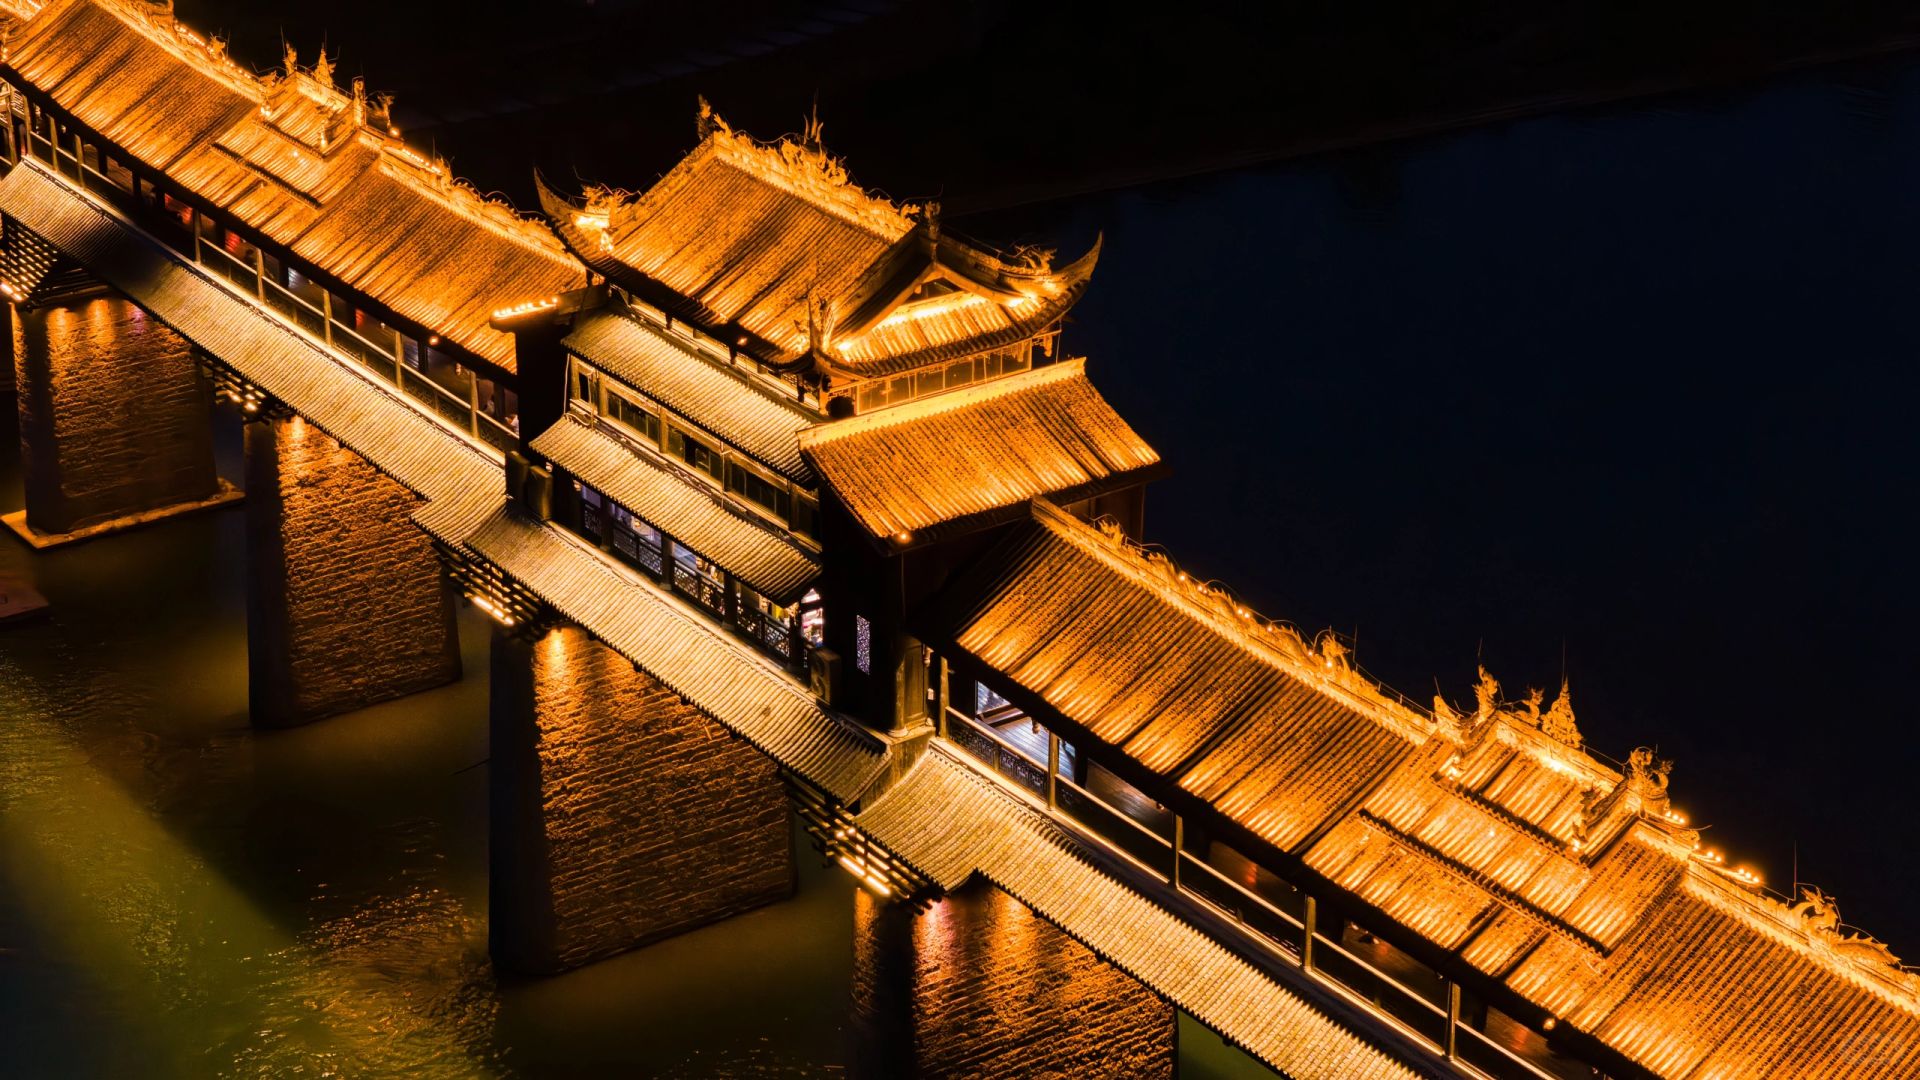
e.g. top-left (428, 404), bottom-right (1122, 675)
top-left (7, 292), bottom-right (234, 545)
top-left (244, 415), bottom-right (460, 727)
top-left (490, 623), bottom-right (795, 974)
top-left (852, 881), bottom-right (1177, 1079)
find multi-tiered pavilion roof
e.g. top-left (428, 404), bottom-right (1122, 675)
top-left (537, 107), bottom-right (1097, 383)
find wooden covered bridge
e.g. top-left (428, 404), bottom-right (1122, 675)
top-left (0, 2), bottom-right (1913, 1077)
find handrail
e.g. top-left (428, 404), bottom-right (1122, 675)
top-left (1310, 931), bottom-right (1450, 1018)
top-left (41, 142), bottom-right (510, 464)
top-left (1176, 849), bottom-right (1304, 933)
top-left (1456, 1018), bottom-right (1573, 1079)
top-left (937, 702), bottom-right (1566, 1080)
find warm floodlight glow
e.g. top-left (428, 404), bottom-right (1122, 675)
top-left (836, 855), bottom-right (891, 897)
top-left (467, 593), bottom-right (517, 628)
top-left (492, 295), bottom-right (560, 320)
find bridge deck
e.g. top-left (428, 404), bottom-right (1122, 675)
top-left (0, 161), bottom-right (499, 505)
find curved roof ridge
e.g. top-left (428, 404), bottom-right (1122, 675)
top-left (1025, 498), bottom-right (1436, 746)
top-left (367, 151), bottom-right (572, 260)
top-left (698, 115), bottom-right (916, 241)
top-left (1684, 864), bottom-right (1920, 1010)
top-left (800, 358), bottom-right (1088, 444)
top-left (78, 0), bottom-right (264, 100)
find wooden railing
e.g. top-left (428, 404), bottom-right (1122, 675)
top-left (941, 705), bottom-right (1596, 1080)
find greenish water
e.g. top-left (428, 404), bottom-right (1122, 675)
top-left (0, 407), bottom-right (1269, 1077)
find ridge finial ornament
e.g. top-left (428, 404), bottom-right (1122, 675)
top-left (1472, 665), bottom-right (1500, 726)
top-left (696, 95), bottom-right (717, 140)
top-left (1319, 633), bottom-right (1349, 671)
top-left (1793, 887), bottom-right (1905, 967)
top-left (1793, 887), bottom-right (1842, 934)
top-left (1541, 677), bottom-right (1582, 748)
top-left (1625, 746), bottom-right (1673, 815)
top-left (313, 46), bottom-right (334, 88)
top-left (1516, 686), bottom-right (1544, 727)
top-left (803, 97), bottom-right (825, 152)
top-left (282, 41), bottom-right (298, 77)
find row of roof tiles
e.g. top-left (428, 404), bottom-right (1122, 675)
top-left (4, 0), bottom-right (583, 371)
top-left (914, 498), bottom-right (1920, 1079)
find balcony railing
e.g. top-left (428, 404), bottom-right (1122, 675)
top-left (30, 124), bottom-right (517, 462)
top-left (941, 705), bottom-right (1598, 1080)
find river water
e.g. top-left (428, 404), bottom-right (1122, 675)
top-left (3, 46), bottom-right (1918, 1080)
top-left (0, 366), bottom-right (1263, 1077)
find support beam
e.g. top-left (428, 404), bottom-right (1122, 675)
top-left (852, 880), bottom-right (1176, 1079)
top-left (490, 623), bottom-right (794, 975)
top-left (244, 415), bottom-right (459, 726)
top-left (7, 291), bottom-right (236, 546)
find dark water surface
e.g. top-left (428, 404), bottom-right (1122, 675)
top-left (3, 36), bottom-right (1919, 1080)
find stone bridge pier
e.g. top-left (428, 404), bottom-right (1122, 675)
top-left (243, 415), bottom-right (461, 727)
top-left (853, 881), bottom-right (1176, 1080)
top-left (6, 289), bottom-right (235, 546)
top-left (488, 623), bottom-right (795, 974)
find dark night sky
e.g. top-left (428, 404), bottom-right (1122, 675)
top-left (173, 0), bottom-right (1920, 954)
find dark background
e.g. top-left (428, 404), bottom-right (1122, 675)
top-left (176, 0), bottom-right (1920, 954)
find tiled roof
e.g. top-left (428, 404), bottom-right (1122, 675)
top-left (854, 749), bottom-right (1426, 1080)
top-left (920, 499), bottom-right (1425, 852)
top-left (0, 160), bottom-right (497, 505)
top-left (3, 0), bottom-right (582, 371)
top-left (540, 134), bottom-right (904, 364)
top-left (564, 307), bottom-right (817, 484)
top-left (537, 120), bottom-right (1092, 377)
top-left (799, 359), bottom-right (1160, 539)
top-left (529, 413), bottom-right (818, 602)
top-left (918, 498), bottom-right (1920, 1079)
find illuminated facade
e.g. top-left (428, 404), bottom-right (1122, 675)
top-left (0, 2), bottom-right (1913, 1077)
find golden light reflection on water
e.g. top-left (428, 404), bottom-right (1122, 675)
top-left (0, 473), bottom-right (858, 1077)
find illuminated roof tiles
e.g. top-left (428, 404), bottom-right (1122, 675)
top-left (800, 360), bottom-right (1159, 540)
top-left (538, 116), bottom-right (1093, 378)
top-left (824, 236), bottom-right (1099, 377)
top-left (565, 307), bottom-right (817, 484)
top-left (923, 500), bottom-right (1423, 852)
top-left (855, 750), bottom-right (1427, 1080)
top-left (5, 0), bottom-right (252, 171)
top-left (0, 161), bottom-right (499, 510)
top-left (3, 0), bottom-right (582, 371)
top-left (1508, 875), bottom-right (1920, 1079)
top-left (539, 133), bottom-right (903, 360)
top-left (529, 413), bottom-right (818, 601)
top-left (287, 161), bottom-right (579, 372)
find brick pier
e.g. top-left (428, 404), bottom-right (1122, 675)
top-left (852, 881), bottom-right (1177, 1079)
top-left (7, 292), bottom-right (234, 545)
top-left (244, 415), bottom-right (460, 726)
top-left (489, 623), bottom-right (795, 974)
